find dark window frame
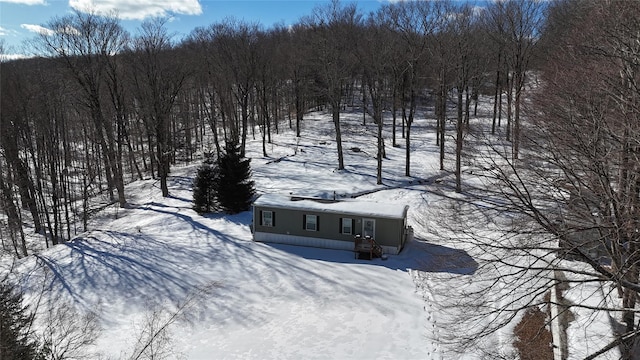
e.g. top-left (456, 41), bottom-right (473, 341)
top-left (260, 210), bottom-right (275, 227)
top-left (340, 217), bottom-right (354, 235)
top-left (303, 214), bottom-right (319, 231)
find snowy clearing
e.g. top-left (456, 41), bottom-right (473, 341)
top-left (4, 107), bottom-right (615, 359)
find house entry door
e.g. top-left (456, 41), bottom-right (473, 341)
top-left (363, 219), bottom-right (375, 238)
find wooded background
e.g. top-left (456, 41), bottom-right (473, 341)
top-left (2, 0), bottom-right (640, 357)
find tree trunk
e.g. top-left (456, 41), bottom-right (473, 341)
top-left (498, 84), bottom-right (503, 128)
top-left (5, 144), bottom-right (42, 233)
top-left (492, 54), bottom-right (502, 135)
top-left (456, 87), bottom-right (464, 193)
top-left (240, 92), bottom-right (249, 157)
top-left (294, 72), bottom-right (304, 138)
top-left (261, 84), bottom-right (269, 157)
top-left (0, 167), bottom-right (27, 257)
top-left (362, 85), bottom-right (367, 126)
top-left (332, 104), bottom-right (345, 170)
top-left (506, 72), bottom-right (513, 142)
top-left (513, 70), bottom-right (523, 160)
top-left (621, 279), bottom-right (638, 357)
top-left (405, 121), bottom-right (412, 178)
top-left (204, 88), bottom-right (222, 157)
top-left (392, 86), bottom-right (398, 147)
top-left (439, 70), bottom-right (447, 171)
top-left (464, 85), bottom-right (471, 128)
top-left (157, 115), bottom-right (170, 198)
top-left (377, 117), bottom-right (383, 185)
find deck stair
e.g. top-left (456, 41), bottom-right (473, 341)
top-left (354, 235), bottom-right (383, 260)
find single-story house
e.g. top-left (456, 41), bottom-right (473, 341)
top-left (252, 193), bottom-right (412, 255)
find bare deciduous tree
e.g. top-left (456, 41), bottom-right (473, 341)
top-left (483, 0), bottom-right (544, 159)
top-left (38, 300), bottom-right (101, 360)
top-left (386, 0), bottom-right (438, 177)
top-left (424, 1), bottom-right (640, 358)
top-left (357, 10), bottom-right (394, 185)
top-left (128, 282), bottom-right (218, 360)
top-left (305, 0), bottom-right (361, 171)
top-left (37, 10), bottom-right (129, 207)
top-left (128, 18), bottom-right (188, 197)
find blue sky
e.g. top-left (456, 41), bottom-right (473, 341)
top-left (0, 0), bottom-right (385, 57)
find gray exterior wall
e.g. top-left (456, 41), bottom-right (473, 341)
top-left (252, 204), bottom-right (408, 250)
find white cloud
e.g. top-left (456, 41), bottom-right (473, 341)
top-left (0, 26), bottom-right (11, 36)
top-left (0, 0), bottom-right (46, 5)
top-left (69, 0), bottom-right (203, 20)
top-left (20, 23), bottom-right (55, 36)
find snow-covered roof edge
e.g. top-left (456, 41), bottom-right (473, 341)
top-left (253, 193), bottom-right (409, 220)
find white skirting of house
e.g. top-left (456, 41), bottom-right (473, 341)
top-left (253, 232), bottom-right (400, 255)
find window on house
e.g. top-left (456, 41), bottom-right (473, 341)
top-left (261, 210), bottom-right (274, 227)
top-left (341, 218), bottom-right (353, 235)
top-left (304, 214), bottom-right (318, 231)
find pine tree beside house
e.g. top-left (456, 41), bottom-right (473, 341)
top-left (215, 139), bottom-right (255, 214)
top-left (192, 157), bottom-right (219, 214)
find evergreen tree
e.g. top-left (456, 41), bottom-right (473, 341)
top-left (215, 139), bottom-right (256, 214)
top-left (192, 157), bottom-right (219, 214)
top-left (0, 280), bottom-right (41, 360)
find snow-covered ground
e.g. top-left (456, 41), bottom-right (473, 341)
top-left (4, 108), bottom-right (617, 359)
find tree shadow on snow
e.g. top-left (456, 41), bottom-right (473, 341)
top-left (404, 239), bottom-right (478, 275)
top-left (31, 210), bottom-right (253, 311)
top-left (265, 237), bottom-right (477, 275)
top-left (34, 230), bottom-right (220, 309)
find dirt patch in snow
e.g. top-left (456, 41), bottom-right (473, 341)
top-left (514, 307), bottom-right (553, 360)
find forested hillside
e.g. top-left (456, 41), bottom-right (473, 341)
top-left (1, 0), bottom-right (640, 358)
top-left (0, 0), bottom-right (545, 249)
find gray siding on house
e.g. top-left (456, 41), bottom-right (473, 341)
top-left (252, 194), bottom-right (409, 252)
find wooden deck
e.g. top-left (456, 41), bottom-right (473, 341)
top-left (354, 235), bottom-right (383, 260)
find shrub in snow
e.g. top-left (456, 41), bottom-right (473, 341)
top-left (0, 279), bottom-right (41, 359)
